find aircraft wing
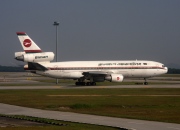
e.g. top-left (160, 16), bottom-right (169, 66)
top-left (82, 71), bottom-right (113, 78)
top-left (83, 71), bottom-right (108, 75)
top-left (28, 62), bottom-right (48, 71)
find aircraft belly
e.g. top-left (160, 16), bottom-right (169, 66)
top-left (117, 69), bottom-right (131, 78)
top-left (38, 70), bottom-right (84, 79)
top-left (131, 69), bottom-right (162, 78)
top-left (131, 69), bottom-right (147, 78)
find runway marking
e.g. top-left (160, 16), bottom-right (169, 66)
top-left (47, 95), bottom-right (180, 97)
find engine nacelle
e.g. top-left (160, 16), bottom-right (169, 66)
top-left (15, 52), bottom-right (26, 61)
top-left (105, 74), bottom-right (124, 82)
top-left (15, 52), bottom-right (54, 62)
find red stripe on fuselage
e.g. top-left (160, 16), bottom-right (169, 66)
top-left (48, 66), bottom-right (165, 70)
top-left (24, 66), bottom-right (165, 71)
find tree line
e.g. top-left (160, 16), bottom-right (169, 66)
top-left (0, 65), bottom-right (25, 72)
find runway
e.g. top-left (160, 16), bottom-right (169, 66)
top-left (0, 103), bottom-right (180, 130)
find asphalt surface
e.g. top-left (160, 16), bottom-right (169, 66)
top-left (0, 103), bottom-right (180, 130)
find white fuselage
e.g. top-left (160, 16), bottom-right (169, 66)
top-left (31, 60), bottom-right (168, 79)
top-left (16, 32), bottom-right (168, 85)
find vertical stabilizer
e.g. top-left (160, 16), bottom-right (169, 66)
top-left (16, 32), bottom-right (42, 53)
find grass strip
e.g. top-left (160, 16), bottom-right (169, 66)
top-left (0, 114), bottom-right (122, 130)
top-left (0, 88), bottom-right (180, 124)
top-left (0, 114), bottom-right (67, 126)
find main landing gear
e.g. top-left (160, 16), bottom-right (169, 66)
top-left (75, 82), bottom-right (96, 86)
top-left (144, 78), bottom-right (148, 85)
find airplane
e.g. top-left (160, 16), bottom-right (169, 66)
top-left (15, 32), bottom-right (168, 86)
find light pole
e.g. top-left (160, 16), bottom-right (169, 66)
top-left (53, 21), bottom-right (59, 84)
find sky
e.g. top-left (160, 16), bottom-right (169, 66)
top-left (0, 0), bottom-right (180, 68)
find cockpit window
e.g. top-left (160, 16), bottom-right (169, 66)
top-left (143, 63), bottom-right (147, 65)
top-left (162, 65), bottom-right (165, 68)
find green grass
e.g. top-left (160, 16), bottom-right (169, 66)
top-left (0, 114), bottom-right (119, 130)
top-left (0, 88), bottom-right (180, 124)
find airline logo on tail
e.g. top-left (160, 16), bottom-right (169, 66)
top-left (23, 39), bottom-right (32, 47)
top-left (16, 32), bottom-right (42, 53)
top-left (15, 32), bottom-right (54, 63)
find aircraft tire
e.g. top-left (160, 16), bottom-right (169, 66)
top-left (144, 82), bottom-right (148, 85)
top-left (91, 82), bottom-right (96, 86)
top-left (75, 82), bottom-right (86, 86)
top-left (86, 82), bottom-right (90, 86)
top-left (76, 82), bottom-right (96, 86)
top-left (81, 82), bottom-right (85, 86)
top-left (75, 82), bottom-right (79, 86)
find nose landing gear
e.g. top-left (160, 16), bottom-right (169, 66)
top-left (144, 78), bottom-right (148, 85)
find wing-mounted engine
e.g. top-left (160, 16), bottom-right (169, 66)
top-left (105, 74), bottom-right (124, 82)
top-left (15, 52), bottom-right (54, 62)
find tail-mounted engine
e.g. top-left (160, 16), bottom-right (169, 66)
top-left (15, 52), bottom-right (54, 62)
